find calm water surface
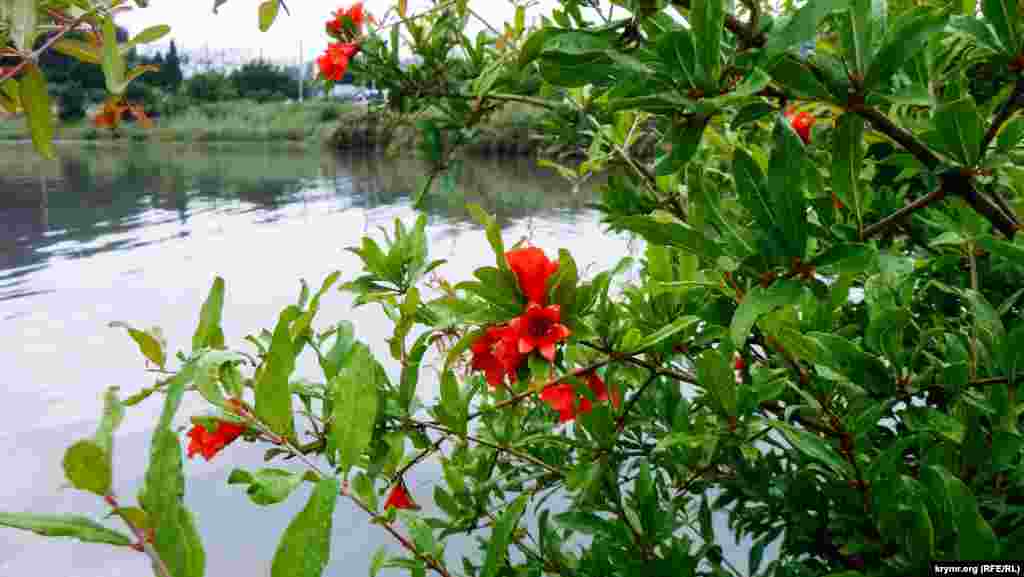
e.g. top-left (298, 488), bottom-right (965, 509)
top-left (0, 141), bottom-right (766, 576)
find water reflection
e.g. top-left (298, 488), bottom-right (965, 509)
top-left (0, 142), bottom-right (654, 577)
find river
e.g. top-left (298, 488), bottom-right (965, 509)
top-left (0, 141), bottom-right (771, 576)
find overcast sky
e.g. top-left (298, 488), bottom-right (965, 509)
top-left (118, 0), bottom-right (569, 66)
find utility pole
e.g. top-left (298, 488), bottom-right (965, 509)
top-left (298, 40), bottom-right (303, 103)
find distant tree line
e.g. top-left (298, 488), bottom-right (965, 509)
top-left (2, 29), bottom-right (352, 123)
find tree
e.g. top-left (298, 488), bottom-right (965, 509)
top-left (164, 40), bottom-right (184, 91)
top-left (4, 3), bottom-right (1024, 577)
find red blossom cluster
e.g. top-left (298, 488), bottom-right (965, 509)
top-left (468, 246), bottom-right (616, 422)
top-left (784, 106), bottom-right (816, 145)
top-left (186, 420), bottom-right (246, 461)
top-left (383, 481), bottom-right (420, 511)
top-left (317, 3), bottom-right (371, 82)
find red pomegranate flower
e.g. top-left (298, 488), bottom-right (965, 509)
top-left (326, 3), bottom-right (372, 38)
top-left (508, 303), bottom-right (571, 362)
top-left (734, 355), bottom-right (745, 371)
top-left (784, 108), bottom-right (815, 144)
top-left (384, 481), bottom-right (419, 510)
top-left (186, 421), bottom-right (245, 461)
top-left (317, 42), bottom-right (360, 82)
top-left (470, 324), bottom-right (522, 387)
top-left (540, 371), bottom-right (620, 423)
top-left (506, 246), bottom-right (559, 305)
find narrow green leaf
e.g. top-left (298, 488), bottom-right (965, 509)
top-left (194, 350), bottom-right (247, 406)
top-left (730, 279), bottom-right (805, 347)
top-left (983, 0), bottom-right (1020, 52)
top-left (18, 63), bottom-right (54, 160)
top-left (62, 440), bottom-right (112, 496)
top-left (192, 277), bottom-right (226, 352)
top-left (256, 306), bottom-right (300, 439)
top-left (400, 332), bottom-right (433, 412)
top-left (101, 16), bottom-right (126, 94)
top-left (228, 468), bottom-right (307, 506)
top-left (634, 316), bottom-right (700, 352)
top-left (142, 364), bottom-right (205, 577)
top-left (53, 39), bottom-right (102, 64)
top-left (318, 320), bottom-right (356, 381)
top-left (770, 421), bottom-right (853, 477)
top-left (10, 0), bottom-right (37, 51)
top-left (608, 215), bottom-right (722, 259)
top-left (109, 321), bottom-right (166, 369)
top-left (258, 0), bottom-right (280, 32)
top-left (764, 0), bottom-right (846, 57)
top-left (690, 0), bottom-right (724, 91)
top-left (766, 117), bottom-right (810, 258)
top-left (482, 495), bottom-right (528, 577)
top-left (94, 386), bottom-right (124, 458)
top-left (832, 113), bottom-right (866, 229)
top-left (0, 513), bottom-right (132, 546)
top-left (330, 343), bottom-right (382, 477)
top-left (270, 477), bottom-right (340, 577)
top-left (123, 25), bottom-right (171, 51)
top-left (934, 97), bottom-right (984, 165)
top-left (864, 9), bottom-right (949, 89)
top-left (769, 56), bottom-right (835, 102)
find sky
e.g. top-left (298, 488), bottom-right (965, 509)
top-left (118, 0), bottom-right (566, 67)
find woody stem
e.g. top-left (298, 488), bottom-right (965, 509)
top-left (104, 493), bottom-right (172, 577)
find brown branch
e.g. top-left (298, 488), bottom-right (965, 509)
top-left (465, 358), bottom-right (613, 420)
top-left (981, 76), bottom-right (1024, 157)
top-left (860, 186), bottom-right (946, 240)
top-left (409, 420), bottom-right (564, 477)
top-left (104, 494), bottom-right (172, 577)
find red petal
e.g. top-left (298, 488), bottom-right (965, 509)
top-left (539, 343), bottom-right (556, 362)
top-left (518, 337), bottom-right (534, 355)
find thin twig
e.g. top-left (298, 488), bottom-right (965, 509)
top-left (411, 420), bottom-right (564, 477)
top-left (104, 494), bottom-right (172, 577)
top-left (466, 358), bottom-right (614, 420)
top-left (1, 11), bottom-right (95, 84)
top-left (860, 186), bottom-right (945, 240)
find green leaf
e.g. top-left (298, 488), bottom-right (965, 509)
top-left (634, 316), bottom-right (700, 352)
top-left (655, 116), bottom-right (709, 176)
top-left (192, 277), bottom-right (226, 352)
top-left (766, 116), bottom-right (810, 258)
top-left (330, 343), bottom-right (382, 477)
top-left (733, 147), bottom-right (773, 229)
top-left (904, 407), bottom-right (966, 443)
top-left (732, 101), bottom-right (776, 128)
top-left (18, 63), bottom-right (54, 160)
top-left (369, 546), bottom-right (387, 577)
top-left (690, 0), bottom-right (724, 91)
top-left (258, 0), bottom-right (280, 32)
top-left (764, 0), bottom-right (846, 57)
top-left (62, 440), bottom-right (112, 496)
top-left (101, 15), bottom-right (126, 94)
top-left (228, 468), bottom-right (307, 506)
top-left (400, 331), bottom-right (433, 412)
top-left (696, 349), bottom-right (737, 416)
top-left (318, 320), bottom-right (356, 381)
top-left (256, 306), bottom-right (300, 439)
top-left (94, 386), bottom-right (124, 458)
top-left (467, 204), bottom-right (509, 272)
top-left (983, 0), bottom-right (1020, 52)
top-left (769, 56), bottom-right (835, 102)
top-left (482, 495), bottom-right (528, 577)
top-left (832, 114), bottom-right (866, 229)
top-left (142, 364), bottom-right (205, 577)
top-left (123, 25), bottom-right (171, 51)
top-left (0, 513), bottom-right (132, 546)
top-left (921, 465), bottom-right (999, 560)
top-left (841, 0), bottom-right (874, 76)
top-left (934, 97), bottom-right (984, 165)
top-left (864, 8), bottom-right (949, 90)
top-left (109, 321), bottom-right (166, 369)
top-left (292, 271), bottom-right (341, 341)
top-left (731, 279), bottom-right (805, 347)
top-left (9, 0), bottom-right (37, 51)
top-left (270, 477), bottom-right (340, 577)
top-left (53, 39), bottom-right (102, 65)
top-left (770, 421), bottom-right (853, 477)
top-left (608, 215), bottom-right (721, 259)
top-left (194, 350), bottom-right (246, 406)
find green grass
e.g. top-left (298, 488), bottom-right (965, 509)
top-left (0, 98), bottom-right (556, 155)
top-left (0, 100), bottom-right (361, 145)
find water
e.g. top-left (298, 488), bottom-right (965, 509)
top-left (0, 141), bottom-right (767, 576)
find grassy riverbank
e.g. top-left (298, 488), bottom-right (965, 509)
top-left (0, 99), bottom-right (561, 154)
